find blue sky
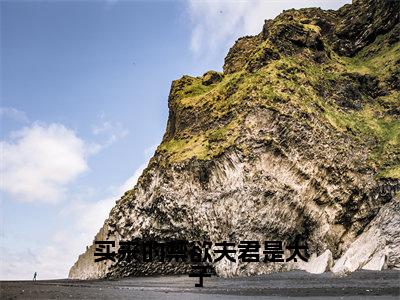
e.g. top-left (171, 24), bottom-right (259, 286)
top-left (1, 0), bottom-right (350, 280)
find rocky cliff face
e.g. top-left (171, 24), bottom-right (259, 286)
top-left (69, 0), bottom-right (400, 279)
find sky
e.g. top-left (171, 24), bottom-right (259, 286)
top-left (0, 0), bottom-right (351, 280)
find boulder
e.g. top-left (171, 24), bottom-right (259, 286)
top-left (298, 249), bottom-right (333, 274)
top-left (332, 197), bottom-right (400, 275)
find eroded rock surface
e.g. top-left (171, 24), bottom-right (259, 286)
top-left (332, 196), bottom-right (400, 274)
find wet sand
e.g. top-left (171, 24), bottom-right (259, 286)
top-left (1, 270), bottom-right (399, 299)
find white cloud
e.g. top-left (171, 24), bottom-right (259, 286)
top-left (0, 190), bottom-right (120, 280)
top-left (188, 1), bottom-right (251, 56)
top-left (0, 143), bottom-right (155, 280)
top-left (119, 144), bottom-right (157, 195)
top-left (187, 0), bottom-right (351, 62)
top-left (143, 143), bottom-right (158, 159)
top-left (0, 247), bottom-right (41, 280)
top-left (0, 123), bottom-right (96, 203)
top-left (1, 179), bottom-right (132, 280)
top-left (119, 163), bottom-right (147, 194)
top-left (0, 107), bottom-right (29, 123)
top-left (0, 107), bottom-right (157, 279)
top-left (92, 120), bottom-right (129, 146)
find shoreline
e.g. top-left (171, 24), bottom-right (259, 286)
top-left (1, 270), bottom-right (399, 299)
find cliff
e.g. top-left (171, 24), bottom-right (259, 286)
top-left (69, 0), bottom-right (400, 279)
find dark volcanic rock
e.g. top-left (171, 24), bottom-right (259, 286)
top-left (333, 0), bottom-right (400, 56)
top-left (202, 71), bottom-right (224, 86)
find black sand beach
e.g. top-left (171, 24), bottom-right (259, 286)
top-left (1, 270), bottom-right (399, 299)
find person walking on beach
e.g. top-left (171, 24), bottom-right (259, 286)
top-left (33, 272), bottom-right (37, 282)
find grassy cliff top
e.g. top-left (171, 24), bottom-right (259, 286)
top-left (155, 0), bottom-right (399, 180)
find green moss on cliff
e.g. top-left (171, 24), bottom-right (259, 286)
top-left (342, 35), bottom-right (400, 77)
top-left (379, 166), bottom-right (400, 179)
top-left (160, 26), bottom-right (399, 175)
top-left (160, 118), bottom-right (241, 162)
